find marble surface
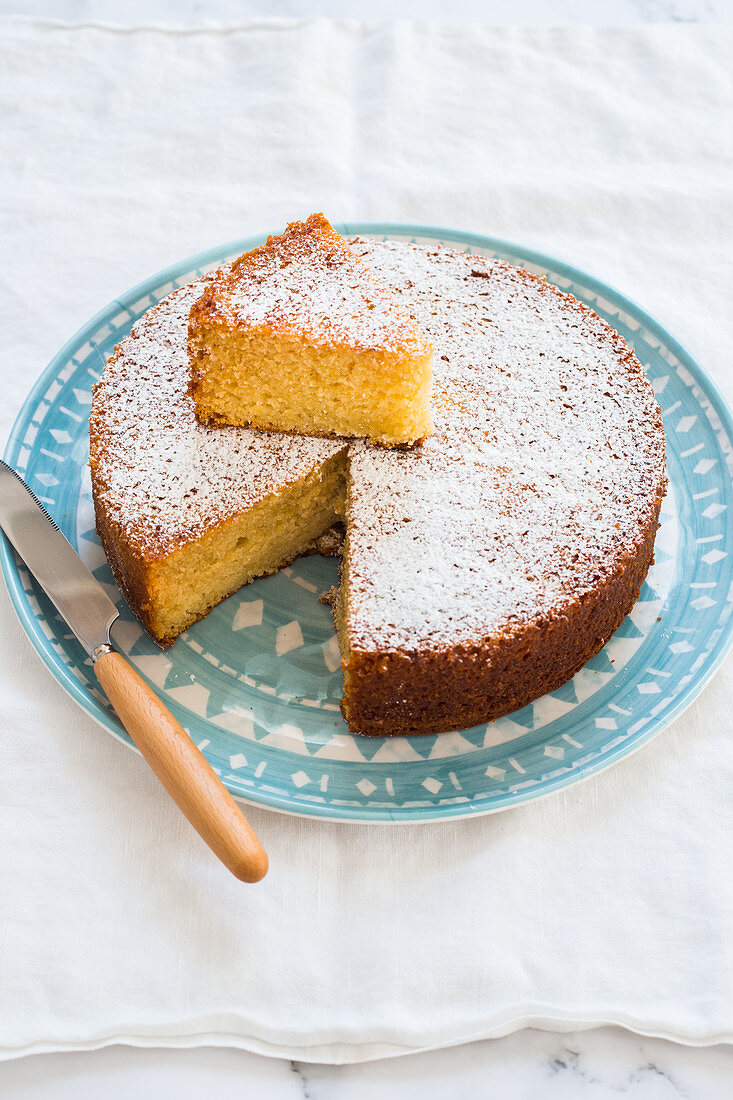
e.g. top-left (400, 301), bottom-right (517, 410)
top-left (1, 0), bottom-right (730, 1096)
top-left (0, 1029), bottom-right (732, 1097)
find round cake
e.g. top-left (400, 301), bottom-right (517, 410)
top-left (90, 238), bottom-right (666, 736)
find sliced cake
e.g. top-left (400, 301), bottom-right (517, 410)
top-left (90, 238), bottom-right (666, 735)
top-left (187, 214), bottom-right (434, 447)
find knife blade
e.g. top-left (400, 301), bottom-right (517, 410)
top-left (0, 459), bottom-right (268, 882)
top-left (0, 459), bottom-right (118, 656)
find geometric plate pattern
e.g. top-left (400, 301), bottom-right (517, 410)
top-left (2, 224), bottom-right (732, 821)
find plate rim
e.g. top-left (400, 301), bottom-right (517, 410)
top-left (2, 221), bottom-right (733, 824)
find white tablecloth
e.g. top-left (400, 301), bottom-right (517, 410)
top-left (1, 18), bottom-right (732, 1063)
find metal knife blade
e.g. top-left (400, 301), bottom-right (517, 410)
top-left (0, 459), bottom-right (118, 656)
top-left (0, 460), bottom-right (268, 881)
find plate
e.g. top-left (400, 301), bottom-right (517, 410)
top-left (2, 224), bottom-right (732, 822)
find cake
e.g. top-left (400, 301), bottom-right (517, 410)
top-left (90, 276), bottom-right (347, 648)
top-left (90, 237), bottom-right (666, 736)
top-left (187, 214), bottom-right (434, 447)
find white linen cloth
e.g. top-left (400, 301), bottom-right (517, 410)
top-left (1, 18), bottom-right (732, 1063)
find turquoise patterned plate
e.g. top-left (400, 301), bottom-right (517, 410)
top-left (3, 225), bottom-right (732, 822)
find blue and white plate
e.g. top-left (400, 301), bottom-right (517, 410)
top-left (2, 224), bottom-right (732, 822)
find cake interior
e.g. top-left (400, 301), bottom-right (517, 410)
top-left (189, 326), bottom-right (434, 447)
top-left (188, 213), bottom-right (434, 447)
top-left (142, 450), bottom-right (347, 646)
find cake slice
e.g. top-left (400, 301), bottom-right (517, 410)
top-left (90, 275), bottom-right (348, 647)
top-left (187, 214), bottom-right (433, 447)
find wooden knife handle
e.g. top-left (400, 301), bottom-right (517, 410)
top-left (94, 648), bottom-right (268, 882)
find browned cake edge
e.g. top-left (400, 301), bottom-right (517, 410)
top-left (91, 487), bottom-right (159, 637)
top-left (337, 484), bottom-right (664, 736)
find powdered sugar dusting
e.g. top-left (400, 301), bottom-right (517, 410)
top-left (91, 240), bottom-right (665, 652)
top-left (192, 213), bottom-right (431, 356)
top-left (345, 240), bottom-right (666, 651)
top-left (90, 275), bottom-right (345, 557)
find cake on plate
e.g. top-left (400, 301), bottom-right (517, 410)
top-left (90, 236), bottom-right (666, 736)
top-left (188, 214), bottom-right (434, 447)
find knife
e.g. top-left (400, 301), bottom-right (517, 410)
top-left (0, 459), bottom-right (268, 882)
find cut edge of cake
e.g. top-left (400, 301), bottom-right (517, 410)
top-left (187, 213), bottom-right (434, 447)
top-left (92, 446), bottom-right (348, 647)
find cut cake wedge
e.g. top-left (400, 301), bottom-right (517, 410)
top-left (187, 214), bottom-right (433, 447)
